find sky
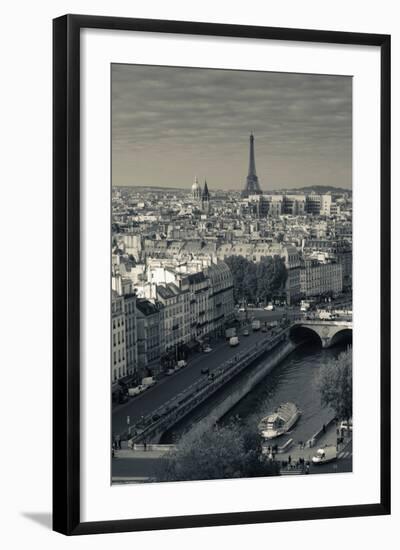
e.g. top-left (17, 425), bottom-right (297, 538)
top-left (112, 64), bottom-right (352, 191)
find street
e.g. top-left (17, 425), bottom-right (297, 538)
top-left (111, 439), bottom-right (352, 481)
top-left (112, 455), bottom-right (166, 482)
top-left (309, 439), bottom-right (353, 475)
top-left (112, 309), bottom-right (291, 435)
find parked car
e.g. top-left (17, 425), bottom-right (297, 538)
top-left (128, 385), bottom-right (146, 396)
top-left (166, 368), bottom-right (175, 376)
top-left (141, 376), bottom-right (156, 388)
top-left (201, 367), bottom-right (210, 375)
top-left (340, 419), bottom-right (353, 432)
top-left (203, 345), bottom-right (212, 353)
top-left (312, 445), bottom-right (337, 465)
top-left (264, 304), bottom-right (275, 311)
top-left (243, 329), bottom-right (249, 336)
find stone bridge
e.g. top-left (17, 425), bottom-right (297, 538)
top-left (290, 319), bottom-right (353, 348)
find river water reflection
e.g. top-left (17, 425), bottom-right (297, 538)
top-left (222, 340), bottom-right (351, 446)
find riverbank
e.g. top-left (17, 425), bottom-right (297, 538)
top-left (163, 338), bottom-right (299, 442)
top-left (275, 419), bottom-right (353, 475)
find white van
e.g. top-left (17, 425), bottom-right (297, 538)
top-left (229, 336), bottom-right (239, 347)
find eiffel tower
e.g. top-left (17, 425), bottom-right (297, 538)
top-left (241, 133), bottom-right (262, 197)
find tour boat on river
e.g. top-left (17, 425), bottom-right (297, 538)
top-left (258, 402), bottom-right (301, 440)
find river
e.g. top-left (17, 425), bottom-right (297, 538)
top-left (222, 341), bottom-right (351, 446)
top-left (164, 338), bottom-right (351, 446)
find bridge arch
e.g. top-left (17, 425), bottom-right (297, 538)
top-left (329, 328), bottom-right (352, 348)
top-left (289, 325), bottom-right (323, 347)
top-left (289, 322), bottom-right (353, 349)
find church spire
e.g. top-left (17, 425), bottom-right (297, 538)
top-left (201, 179), bottom-right (210, 214)
top-left (202, 179), bottom-right (209, 199)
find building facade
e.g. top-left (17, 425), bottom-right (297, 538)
top-left (303, 239), bottom-right (352, 290)
top-left (156, 283), bottom-right (191, 359)
top-left (135, 299), bottom-right (165, 376)
top-left (111, 275), bottom-right (138, 382)
top-left (300, 259), bottom-right (343, 298)
top-left (205, 262), bottom-right (235, 336)
top-left (248, 192), bottom-right (333, 218)
top-left (112, 291), bottom-right (126, 382)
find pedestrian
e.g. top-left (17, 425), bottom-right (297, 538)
top-left (144, 440), bottom-right (147, 452)
top-left (288, 455), bottom-right (292, 465)
top-left (322, 423), bottom-right (326, 434)
top-left (115, 433), bottom-right (121, 449)
top-left (306, 464), bottom-right (310, 474)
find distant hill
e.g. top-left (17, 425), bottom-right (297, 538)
top-left (114, 184), bottom-right (351, 195)
top-left (271, 185), bottom-right (351, 195)
top-left (116, 185), bottom-right (186, 193)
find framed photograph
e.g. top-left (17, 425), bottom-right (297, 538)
top-left (53, 14), bottom-right (390, 535)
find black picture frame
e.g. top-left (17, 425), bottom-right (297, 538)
top-left (53, 14), bottom-right (391, 536)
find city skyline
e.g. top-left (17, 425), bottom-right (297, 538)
top-left (112, 64), bottom-right (352, 190)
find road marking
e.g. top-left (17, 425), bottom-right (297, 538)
top-left (338, 451), bottom-right (351, 460)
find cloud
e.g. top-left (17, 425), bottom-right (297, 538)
top-left (111, 64), bottom-right (352, 189)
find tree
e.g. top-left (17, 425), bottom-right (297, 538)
top-left (225, 255), bottom-right (287, 305)
top-left (256, 256), bottom-right (287, 304)
top-left (317, 348), bottom-right (352, 423)
top-left (155, 418), bottom-right (279, 482)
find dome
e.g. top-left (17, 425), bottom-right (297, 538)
top-left (191, 176), bottom-right (200, 192)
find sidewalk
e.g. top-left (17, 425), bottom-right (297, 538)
top-left (112, 440), bottom-right (173, 459)
top-left (268, 420), bottom-right (352, 466)
top-left (113, 449), bottom-right (168, 459)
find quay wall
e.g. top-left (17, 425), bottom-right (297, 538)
top-left (182, 339), bottom-right (299, 438)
